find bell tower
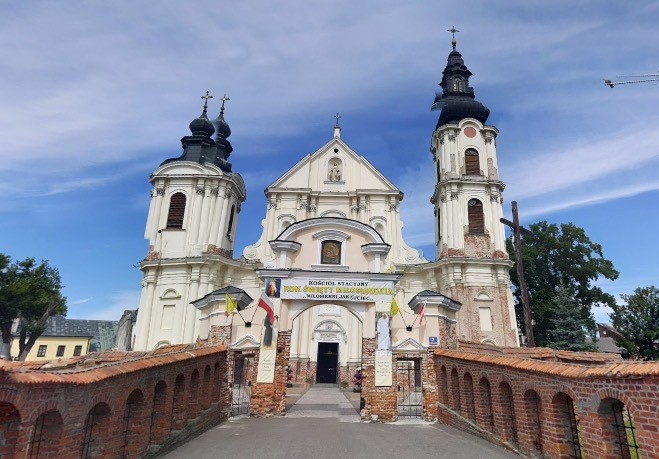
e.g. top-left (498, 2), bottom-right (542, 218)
top-left (133, 93), bottom-right (247, 351)
top-left (429, 34), bottom-right (519, 346)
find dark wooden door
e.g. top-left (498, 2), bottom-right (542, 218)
top-left (316, 342), bottom-right (339, 383)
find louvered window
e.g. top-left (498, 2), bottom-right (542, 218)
top-left (465, 149), bottom-right (480, 175)
top-left (166, 193), bottom-right (186, 229)
top-left (468, 199), bottom-right (485, 234)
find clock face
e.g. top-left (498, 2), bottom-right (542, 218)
top-left (322, 241), bottom-right (341, 264)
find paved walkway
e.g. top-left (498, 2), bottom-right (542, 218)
top-left (286, 383), bottom-right (360, 422)
top-left (162, 384), bottom-right (518, 459)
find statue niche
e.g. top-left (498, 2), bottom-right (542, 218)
top-left (328, 159), bottom-right (342, 182)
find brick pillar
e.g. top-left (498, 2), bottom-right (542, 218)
top-left (249, 331), bottom-right (291, 416)
top-left (360, 337), bottom-right (397, 422)
top-left (422, 347), bottom-right (438, 421)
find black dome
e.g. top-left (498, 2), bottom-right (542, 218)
top-left (189, 111), bottom-right (215, 137)
top-left (432, 47), bottom-right (490, 127)
top-left (213, 112), bottom-right (231, 138)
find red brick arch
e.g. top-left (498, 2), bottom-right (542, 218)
top-left (0, 402), bottom-right (21, 458)
top-left (28, 409), bottom-right (64, 458)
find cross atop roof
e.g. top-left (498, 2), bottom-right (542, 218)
top-left (201, 91), bottom-right (213, 113)
top-left (447, 26), bottom-right (460, 50)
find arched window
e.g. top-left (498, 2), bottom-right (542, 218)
top-left (465, 149), bottom-right (480, 175)
top-left (453, 79), bottom-right (462, 91)
top-left (468, 199), bottom-right (485, 234)
top-left (321, 240), bottom-right (341, 265)
top-left (226, 204), bottom-right (235, 238)
top-left (166, 193), bottom-right (186, 229)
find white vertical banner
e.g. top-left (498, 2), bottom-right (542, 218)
top-left (256, 296), bottom-right (280, 383)
top-left (375, 301), bottom-right (393, 386)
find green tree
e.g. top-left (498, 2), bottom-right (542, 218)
top-left (0, 256), bottom-right (67, 360)
top-left (547, 285), bottom-right (597, 352)
top-left (507, 221), bottom-right (618, 347)
top-left (611, 286), bottom-right (659, 360)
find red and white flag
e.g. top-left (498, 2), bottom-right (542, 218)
top-left (258, 293), bottom-right (276, 324)
top-left (419, 301), bottom-right (426, 325)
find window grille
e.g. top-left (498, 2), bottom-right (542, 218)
top-left (166, 193), bottom-right (186, 229)
top-left (120, 398), bottom-right (136, 459)
top-left (28, 413), bottom-right (46, 459)
top-left (563, 396), bottom-right (583, 459)
top-left (468, 199), bottom-right (485, 234)
top-left (611, 401), bottom-right (640, 459)
top-left (80, 408), bottom-right (98, 459)
top-left (465, 149), bottom-right (480, 175)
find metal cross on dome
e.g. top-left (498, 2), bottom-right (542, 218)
top-left (200, 91), bottom-right (213, 112)
top-left (334, 112), bottom-right (341, 126)
top-left (447, 26), bottom-right (460, 49)
top-left (220, 94), bottom-right (230, 114)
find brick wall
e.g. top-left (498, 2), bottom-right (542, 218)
top-left (0, 345), bottom-right (230, 459)
top-left (434, 347), bottom-right (659, 459)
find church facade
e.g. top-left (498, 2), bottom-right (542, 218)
top-left (133, 41), bottom-right (519, 388)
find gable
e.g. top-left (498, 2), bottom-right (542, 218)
top-left (268, 138), bottom-right (400, 194)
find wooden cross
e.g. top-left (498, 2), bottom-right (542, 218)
top-left (500, 201), bottom-right (535, 347)
top-left (334, 112), bottom-right (341, 126)
top-left (447, 26), bottom-right (459, 49)
top-left (201, 91), bottom-right (213, 112)
top-left (220, 94), bottom-right (230, 114)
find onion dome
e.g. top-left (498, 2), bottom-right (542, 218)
top-left (189, 110), bottom-right (215, 137)
top-left (431, 40), bottom-right (490, 127)
top-left (213, 111), bottom-right (231, 139)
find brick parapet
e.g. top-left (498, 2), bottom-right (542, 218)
top-left (434, 351), bottom-right (659, 459)
top-left (0, 345), bottom-right (230, 458)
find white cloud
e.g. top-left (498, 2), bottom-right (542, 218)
top-left (525, 180), bottom-right (659, 218)
top-left (69, 297), bottom-right (93, 306)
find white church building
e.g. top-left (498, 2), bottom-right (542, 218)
top-left (133, 40), bottom-right (519, 385)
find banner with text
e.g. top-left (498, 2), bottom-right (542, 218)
top-left (375, 301), bottom-right (393, 386)
top-left (280, 279), bottom-right (394, 303)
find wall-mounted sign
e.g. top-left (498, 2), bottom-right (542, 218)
top-left (280, 279), bottom-right (394, 302)
top-left (429, 336), bottom-right (438, 345)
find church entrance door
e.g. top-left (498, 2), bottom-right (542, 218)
top-left (316, 342), bottom-right (338, 383)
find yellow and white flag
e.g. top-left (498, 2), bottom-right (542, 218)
top-left (390, 296), bottom-right (400, 317)
top-left (225, 293), bottom-right (237, 317)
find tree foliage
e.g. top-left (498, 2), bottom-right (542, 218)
top-left (611, 286), bottom-right (659, 360)
top-left (507, 221), bottom-right (618, 347)
top-left (547, 285), bottom-right (597, 352)
top-left (0, 255), bottom-right (67, 360)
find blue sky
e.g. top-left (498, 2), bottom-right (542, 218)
top-left (1, 1), bottom-right (658, 324)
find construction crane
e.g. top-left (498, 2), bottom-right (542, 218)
top-left (604, 72), bottom-right (659, 88)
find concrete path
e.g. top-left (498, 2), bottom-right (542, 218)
top-left (286, 383), bottom-right (360, 422)
top-left (162, 384), bottom-right (518, 459)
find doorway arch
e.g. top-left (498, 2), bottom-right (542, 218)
top-left (288, 301), bottom-right (363, 386)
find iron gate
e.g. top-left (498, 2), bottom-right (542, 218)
top-left (396, 359), bottom-right (422, 418)
top-left (232, 356), bottom-right (253, 416)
